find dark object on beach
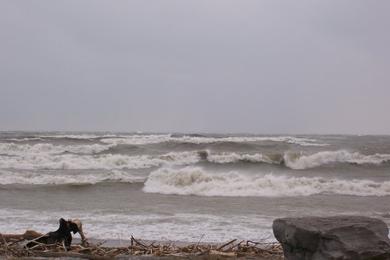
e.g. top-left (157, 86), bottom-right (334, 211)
top-left (27, 218), bottom-right (85, 250)
top-left (273, 215), bottom-right (390, 260)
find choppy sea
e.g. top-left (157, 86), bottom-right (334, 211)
top-left (0, 132), bottom-right (389, 242)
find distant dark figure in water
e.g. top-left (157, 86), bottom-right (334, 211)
top-left (27, 218), bottom-right (85, 250)
top-left (198, 150), bottom-right (209, 161)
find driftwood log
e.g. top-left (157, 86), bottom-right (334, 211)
top-left (0, 230), bottom-right (43, 243)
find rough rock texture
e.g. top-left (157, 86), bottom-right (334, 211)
top-left (273, 216), bottom-right (390, 260)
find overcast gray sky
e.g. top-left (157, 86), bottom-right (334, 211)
top-left (1, 1), bottom-right (389, 134)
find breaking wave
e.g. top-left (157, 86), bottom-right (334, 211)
top-left (284, 150), bottom-right (390, 170)
top-left (37, 134), bottom-right (117, 140)
top-left (143, 167), bottom-right (390, 197)
top-left (0, 151), bottom-right (200, 170)
top-left (0, 170), bottom-right (145, 185)
top-left (100, 135), bottom-right (327, 146)
top-left (205, 152), bottom-right (283, 164)
top-left (202, 150), bottom-right (390, 169)
top-left (0, 143), bottom-right (112, 155)
top-left (1, 142), bottom-right (389, 171)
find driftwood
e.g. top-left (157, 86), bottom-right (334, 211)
top-left (0, 233), bottom-right (284, 259)
top-left (0, 230), bottom-right (43, 243)
top-left (1, 219), bottom-right (283, 259)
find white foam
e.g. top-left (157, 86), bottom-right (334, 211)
top-left (101, 135), bottom-right (327, 146)
top-left (3, 134), bottom-right (328, 146)
top-left (158, 151), bottom-right (201, 165)
top-left (2, 142), bottom-right (388, 171)
top-left (0, 143), bottom-right (112, 156)
top-left (178, 136), bottom-right (327, 146)
top-left (40, 134), bottom-right (116, 139)
top-left (284, 150), bottom-right (390, 170)
top-left (0, 170), bottom-right (145, 185)
top-left (6, 137), bottom-right (44, 142)
top-left (0, 151), bottom-right (200, 171)
top-left (0, 154), bottom-right (157, 170)
top-left (207, 150), bottom-right (390, 169)
top-left (101, 135), bottom-right (172, 145)
top-left (143, 167), bottom-right (390, 197)
top-left (207, 152), bottom-right (279, 164)
top-left (0, 208), bottom-right (274, 242)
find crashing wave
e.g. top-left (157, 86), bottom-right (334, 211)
top-left (100, 135), bottom-right (327, 146)
top-left (143, 167), bottom-right (390, 197)
top-left (100, 135), bottom-right (172, 145)
top-left (1, 142), bottom-right (389, 171)
top-left (0, 170), bottom-right (145, 185)
top-left (0, 143), bottom-right (112, 156)
top-left (284, 150), bottom-right (390, 170)
top-left (0, 151), bottom-right (200, 170)
top-left (201, 150), bottom-right (390, 169)
top-left (206, 152), bottom-right (282, 164)
top-left (5, 137), bottom-right (44, 142)
top-left (39, 134), bottom-right (117, 139)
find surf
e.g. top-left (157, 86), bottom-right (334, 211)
top-left (143, 166), bottom-right (390, 197)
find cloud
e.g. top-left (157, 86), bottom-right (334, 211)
top-left (0, 0), bottom-right (389, 134)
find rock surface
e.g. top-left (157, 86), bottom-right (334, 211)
top-left (273, 216), bottom-right (390, 260)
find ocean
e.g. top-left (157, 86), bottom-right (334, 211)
top-left (0, 132), bottom-right (389, 243)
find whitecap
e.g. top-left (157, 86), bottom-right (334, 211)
top-left (143, 166), bottom-right (390, 197)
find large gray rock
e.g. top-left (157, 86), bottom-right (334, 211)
top-left (273, 216), bottom-right (390, 260)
